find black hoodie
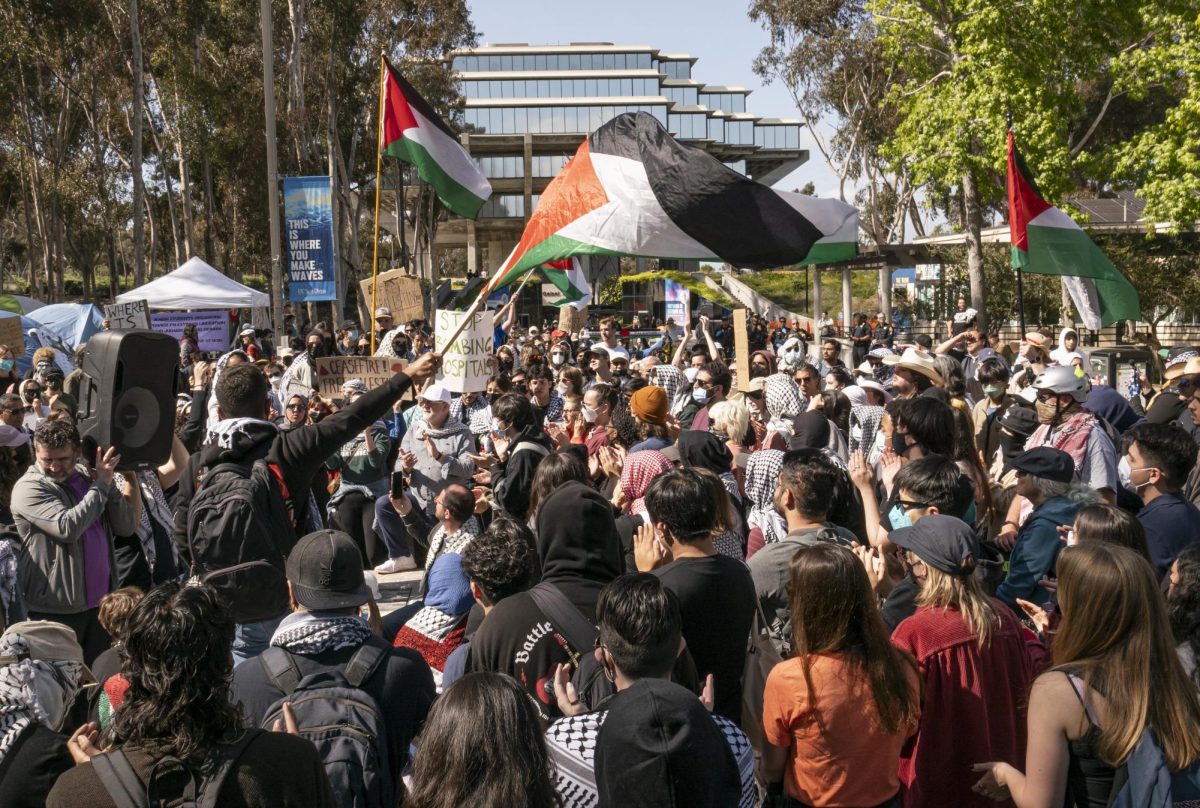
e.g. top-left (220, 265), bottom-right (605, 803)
top-left (491, 423), bottom-right (555, 520)
top-left (468, 481), bottom-right (622, 722)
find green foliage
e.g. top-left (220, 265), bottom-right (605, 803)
top-left (618, 270), bottom-right (738, 309)
top-left (737, 269), bottom-right (880, 315)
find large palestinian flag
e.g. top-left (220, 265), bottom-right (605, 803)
top-left (482, 112), bottom-right (858, 293)
top-left (1007, 130), bottom-right (1140, 328)
top-left (381, 58), bottom-right (491, 219)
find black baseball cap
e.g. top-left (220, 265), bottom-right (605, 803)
top-left (1008, 446), bottom-right (1074, 484)
top-left (998, 405), bottom-right (1038, 438)
top-left (890, 514), bottom-right (979, 576)
top-left (285, 530), bottom-right (370, 610)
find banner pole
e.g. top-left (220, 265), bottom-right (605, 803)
top-left (370, 52), bottom-right (386, 354)
top-left (1016, 266), bottom-right (1027, 336)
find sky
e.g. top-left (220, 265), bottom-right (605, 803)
top-left (469, 0), bottom-right (843, 198)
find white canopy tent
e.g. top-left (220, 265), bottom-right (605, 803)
top-left (116, 256), bottom-right (270, 310)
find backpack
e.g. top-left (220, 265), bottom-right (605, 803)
top-left (259, 637), bottom-right (394, 808)
top-left (186, 459), bottom-right (298, 623)
top-left (1109, 728), bottom-right (1200, 808)
top-left (90, 728), bottom-right (262, 808)
top-left (526, 582), bottom-right (615, 711)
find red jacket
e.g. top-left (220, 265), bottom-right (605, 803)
top-left (891, 599), bottom-right (1040, 808)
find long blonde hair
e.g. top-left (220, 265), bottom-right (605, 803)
top-left (1054, 543), bottom-right (1200, 770)
top-left (917, 566), bottom-right (1001, 648)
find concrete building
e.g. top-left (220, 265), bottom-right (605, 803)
top-left (425, 42), bottom-right (809, 280)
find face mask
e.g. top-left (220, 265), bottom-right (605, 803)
top-left (491, 418), bottom-right (508, 435)
top-left (692, 387), bottom-right (708, 405)
top-left (269, 374), bottom-right (282, 384)
top-left (998, 430), bottom-right (1027, 461)
top-left (1118, 456), bottom-right (1134, 492)
top-left (983, 385), bottom-right (1005, 399)
top-left (891, 430), bottom-right (911, 456)
top-left (1035, 397), bottom-right (1061, 425)
top-left (551, 353), bottom-right (566, 367)
top-left (499, 359), bottom-right (514, 372)
top-left (751, 364), bottom-right (768, 379)
top-left (0, 359), bottom-right (12, 372)
top-left (582, 404), bottom-right (599, 422)
top-left (888, 502), bottom-right (913, 530)
top-left (347, 330), bottom-right (360, 341)
top-left (557, 382), bottom-right (572, 396)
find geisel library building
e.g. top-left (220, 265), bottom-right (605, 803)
top-left (429, 42), bottom-right (809, 291)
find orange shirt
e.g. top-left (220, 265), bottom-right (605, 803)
top-left (763, 653), bottom-right (919, 807)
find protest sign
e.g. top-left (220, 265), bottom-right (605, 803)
top-left (315, 356), bottom-right (406, 400)
top-left (435, 309), bottom-right (492, 394)
top-left (360, 269), bottom-right (424, 324)
top-left (0, 316), bottom-right (23, 355)
top-left (150, 310), bottom-right (229, 352)
top-left (733, 309), bottom-right (750, 392)
top-left (664, 278), bottom-right (690, 325)
top-left (283, 176), bottom-right (337, 302)
top-left (104, 300), bottom-right (150, 330)
top-left (541, 283), bottom-right (566, 306)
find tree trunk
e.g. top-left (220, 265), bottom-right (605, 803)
top-left (130, 0), bottom-right (146, 286)
top-left (961, 169), bottom-right (988, 333)
top-left (286, 0), bottom-right (308, 167)
top-left (173, 87), bottom-right (195, 258)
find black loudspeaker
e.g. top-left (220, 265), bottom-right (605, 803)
top-left (77, 330), bottom-right (179, 471)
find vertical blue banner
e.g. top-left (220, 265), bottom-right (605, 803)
top-left (283, 176), bottom-right (337, 301)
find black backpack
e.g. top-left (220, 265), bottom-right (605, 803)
top-left (186, 459), bottom-right (298, 623)
top-left (259, 638), bottom-right (394, 808)
top-left (527, 582), bottom-right (615, 711)
top-left (91, 728), bottom-right (262, 808)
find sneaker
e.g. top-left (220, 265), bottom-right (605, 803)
top-left (374, 556), bottom-right (417, 574)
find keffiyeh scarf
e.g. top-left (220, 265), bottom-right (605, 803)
top-left (0, 634), bottom-right (82, 763)
top-left (410, 416), bottom-right (472, 442)
top-left (425, 517), bottom-right (481, 572)
top-left (450, 395), bottom-right (492, 436)
top-left (648, 365), bottom-right (689, 416)
top-left (270, 610), bottom-right (372, 656)
top-left (0, 540), bottom-right (16, 619)
top-left (620, 450), bottom-right (674, 515)
top-left (765, 374), bottom-right (805, 439)
top-left (744, 450), bottom-right (787, 547)
top-left (850, 405), bottom-right (887, 458)
top-left (206, 416), bottom-right (280, 451)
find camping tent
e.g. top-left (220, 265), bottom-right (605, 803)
top-left (0, 303), bottom-right (102, 376)
top-left (116, 256), bottom-right (270, 310)
top-left (0, 294), bottom-right (45, 315)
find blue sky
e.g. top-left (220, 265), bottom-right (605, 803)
top-left (469, 0), bottom-right (841, 197)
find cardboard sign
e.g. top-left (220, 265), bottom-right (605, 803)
top-left (315, 355), bottom-right (406, 400)
top-left (542, 283), bottom-right (566, 306)
top-left (150, 310), bottom-right (230, 352)
top-left (104, 300), bottom-right (150, 330)
top-left (733, 309), bottom-right (750, 393)
top-left (360, 269), bottom-right (424, 324)
top-left (0, 316), bottom-right (23, 355)
top-left (435, 309), bottom-right (492, 394)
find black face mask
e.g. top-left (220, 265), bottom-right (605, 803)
top-left (307, 345), bottom-right (323, 358)
top-left (751, 364), bottom-right (768, 379)
top-left (892, 430), bottom-right (911, 457)
top-left (998, 429), bottom-right (1028, 461)
top-left (498, 359), bottom-right (514, 372)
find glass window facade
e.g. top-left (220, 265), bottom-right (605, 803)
top-left (452, 52), bottom-right (653, 73)
top-left (475, 155), bottom-right (571, 179)
top-left (479, 194), bottom-right (525, 218)
top-left (668, 112), bottom-right (710, 140)
top-left (708, 117), bottom-right (725, 142)
top-left (754, 125), bottom-right (801, 150)
top-left (662, 86), bottom-right (698, 105)
top-left (699, 92), bottom-right (747, 113)
top-left (658, 60), bottom-right (691, 79)
top-left (725, 120), bottom-right (755, 145)
top-left (463, 77), bottom-right (659, 99)
top-left (464, 104), bottom-right (667, 134)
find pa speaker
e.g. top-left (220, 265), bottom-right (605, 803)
top-left (77, 329), bottom-right (179, 471)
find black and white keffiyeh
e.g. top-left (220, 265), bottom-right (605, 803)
top-left (206, 416), bottom-right (280, 451)
top-left (425, 517), bottom-right (481, 572)
top-left (0, 634), bottom-right (83, 763)
top-left (745, 450), bottom-right (787, 547)
top-left (270, 611), bottom-right (372, 656)
top-left (765, 373), bottom-right (805, 439)
top-left (204, 350), bottom-right (249, 434)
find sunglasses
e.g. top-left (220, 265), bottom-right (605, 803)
top-left (746, 390), bottom-right (764, 400)
top-left (896, 499), bottom-right (931, 511)
top-left (286, 404), bottom-right (306, 411)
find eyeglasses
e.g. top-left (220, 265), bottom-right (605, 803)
top-left (746, 390), bottom-right (764, 400)
top-left (286, 404), bottom-right (306, 411)
top-left (896, 499), bottom-right (930, 511)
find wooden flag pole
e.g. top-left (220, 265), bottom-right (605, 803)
top-left (440, 266), bottom-right (538, 350)
top-left (370, 52), bottom-right (387, 354)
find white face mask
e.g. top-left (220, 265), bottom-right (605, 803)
top-left (551, 353), bottom-right (566, 367)
top-left (692, 387), bottom-right (708, 405)
top-left (582, 404), bottom-right (599, 422)
top-left (557, 382), bottom-right (572, 396)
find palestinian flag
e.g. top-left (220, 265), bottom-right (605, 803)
top-left (541, 257), bottom-right (591, 310)
top-left (1007, 130), bottom-right (1140, 328)
top-left (482, 112), bottom-right (857, 292)
top-left (381, 57), bottom-right (491, 219)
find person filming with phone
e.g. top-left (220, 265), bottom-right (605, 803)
top-left (373, 382), bottom-right (474, 575)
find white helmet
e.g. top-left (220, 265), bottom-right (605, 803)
top-left (1033, 365), bottom-right (1089, 403)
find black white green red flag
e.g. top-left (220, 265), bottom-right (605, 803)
top-left (482, 112), bottom-right (858, 294)
top-left (540, 257), bottom-right (591, 309)
top-left (380, 58), bottom-right (491, 219)
top-left (1007, 130), bottom-right (1140, 328)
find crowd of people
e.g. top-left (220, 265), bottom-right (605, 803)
top-left (1, 299), bottom-right (1199, 807)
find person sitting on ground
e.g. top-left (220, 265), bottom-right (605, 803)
top-left (405, 672), bottom-right (561, 808)
top-left (546, 574), bottom-right (756, 808)
top-left (634, 468), bottom-right (756, 724)
top-left (392, 553), bottom-right (475, 693)
top-left (762, 543), bottom-right (921, 808)
top-left (230, 530), bottom-right (434, 801)
top-left (50, 582), bottom-right (335, 807)
top-left (481, 393), bottom-right (555, 522)
top-left (888, 516), bottom-right (1039, 808)
top-left (0, 621), bottom-right (94, 808)
top-left (378, 483), bottom-right (478, 584)
top-left (90, 586), bottom-right (145, 730)
top-left (749, 449), bottom-right (857, 655)
top-left (442, 518), bottom-right (540, 690)
top-left (996, 447), bottom-right (1093, 613)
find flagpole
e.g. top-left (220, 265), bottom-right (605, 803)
top-left (1016, 266), bottom-right (1027, 336)
top-left (370, 52), bottom-right (386, 355)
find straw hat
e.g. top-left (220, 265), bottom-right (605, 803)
top-left (882, 347), bottom-right (944, 385)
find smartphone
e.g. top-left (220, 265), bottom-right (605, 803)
top-left (390, 471), bottom-right (407, 498)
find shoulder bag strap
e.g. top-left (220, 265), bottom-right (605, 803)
top-left (91, 750), bottom-right (150, 808)
top-left (342, 637), bottom-right (390, 688)
top-left (259, 646), bottom-right (302, 695)
top-left (527, 582), bottom-right (598, 654)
